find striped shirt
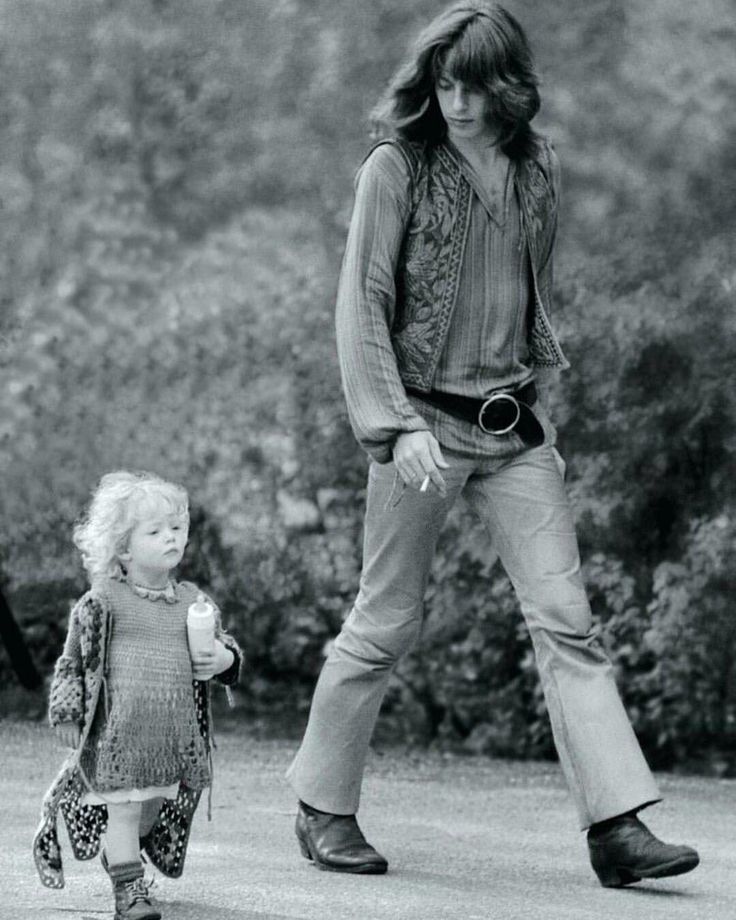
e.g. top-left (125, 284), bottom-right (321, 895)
top-left (337, 142), bottom-right (542, 461)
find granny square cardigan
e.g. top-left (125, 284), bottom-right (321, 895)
top-left (32, 582), bottom-right (241, 889)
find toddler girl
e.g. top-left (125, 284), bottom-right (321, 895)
top-left (33, 471), bottom-right (241, 920)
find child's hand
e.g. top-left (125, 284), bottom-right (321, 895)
top-left (191, 640), bottom-right (234, 681)
top-left (213, 639), bottom-right (235, 675)
top-left (55, 723), bottom-right (81, 749)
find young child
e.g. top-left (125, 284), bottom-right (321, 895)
top-left (33, 471), bottom-right (241, 920)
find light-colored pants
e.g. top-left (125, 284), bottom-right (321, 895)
top-left (287, 445), bottom-right (661, 828)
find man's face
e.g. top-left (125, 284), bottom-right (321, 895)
top-left (435, 72), bottom-right (493, 143)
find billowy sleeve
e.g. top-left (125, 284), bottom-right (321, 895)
top-left (335, 143), bottom-right (430, 463)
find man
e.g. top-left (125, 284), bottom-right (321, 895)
top-left (287, 1), bottom-right (699, 888)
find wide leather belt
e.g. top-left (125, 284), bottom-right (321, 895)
top-left (406, 381), bottom-right (544, 447)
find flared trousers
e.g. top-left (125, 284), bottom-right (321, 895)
top-left (287, 445), bottom-right (660, 828)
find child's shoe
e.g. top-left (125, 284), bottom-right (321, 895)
top-left (106, 859), bottom-right (161, 920)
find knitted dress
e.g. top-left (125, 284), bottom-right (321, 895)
top-left (79, 577), bottom-right (210, 803)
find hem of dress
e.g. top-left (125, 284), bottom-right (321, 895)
top-left (81, 782), bottom-right (180, 806)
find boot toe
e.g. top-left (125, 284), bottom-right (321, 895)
top-left (636, 845), bottom-right (700, 880)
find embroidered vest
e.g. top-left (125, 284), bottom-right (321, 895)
top-left (374, 138), bottom-right (569, 391)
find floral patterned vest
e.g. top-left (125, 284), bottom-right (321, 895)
top-left (373, 137), bottom-right (569, 391)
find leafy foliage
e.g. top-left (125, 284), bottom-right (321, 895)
top-left (1, 0), bottom-right (734, 772)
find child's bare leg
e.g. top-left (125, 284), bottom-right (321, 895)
top-left (103, 802), bottom-right (160, 918)
top-left (139, 797), bottom-right (163, 838)
top-left (105, 802), bottom-right (143, 864)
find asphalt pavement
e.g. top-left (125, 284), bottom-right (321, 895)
top-left (5, 721), bottom-right (734, 920)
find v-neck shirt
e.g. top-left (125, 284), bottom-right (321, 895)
top-left (431, 149), bottom-right (531, 396)
top-left (410, 147), bottom-right (535, 455)
top-left (340, 141), bottom-right (549, 460)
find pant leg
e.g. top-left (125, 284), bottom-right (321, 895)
top-left (286, 457), bottom-right (470, 814)
top-left (462, 445), bottom-right (661, 828)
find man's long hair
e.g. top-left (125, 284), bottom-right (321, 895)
top-left (370, 2), bottom-right (542, 160)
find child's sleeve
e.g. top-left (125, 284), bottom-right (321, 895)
top-left (48, 593), bottom-right (88, 728)
top-left (214, 609), bottom-right (242, 687)
top-left (200, 589), bottom-right (242, 687)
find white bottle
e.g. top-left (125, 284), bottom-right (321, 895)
top-left (187, 592), bottom-right (216, 679)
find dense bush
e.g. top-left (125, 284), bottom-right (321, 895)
top-left (1, 0), bottom-right (734, 773)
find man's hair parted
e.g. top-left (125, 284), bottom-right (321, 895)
top-left (370, 1), bottom-right (541, 159)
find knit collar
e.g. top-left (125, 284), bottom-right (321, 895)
top-left (125, 578), bottom-right (178, 604)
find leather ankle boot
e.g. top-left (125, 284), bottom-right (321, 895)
top-left (587, 814), bottom-right (699, 887)
top-left (104, 858), bottom-right (161, 920)
top-left (295, 802), bottom-right (388, 874)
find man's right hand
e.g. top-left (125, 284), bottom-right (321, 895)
top-left (393, 430), bottom-right (449, 496)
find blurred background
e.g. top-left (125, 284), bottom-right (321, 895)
top-left (1, 0), bottom-right (734, 775)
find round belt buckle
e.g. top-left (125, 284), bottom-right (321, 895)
top-left (478, 392), bottom-right (521, 435)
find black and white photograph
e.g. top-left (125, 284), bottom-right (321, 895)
top-left (1, 1), bottom-right (734, 918)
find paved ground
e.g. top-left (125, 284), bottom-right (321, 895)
top-left (5, 720), bottom-right (735, 920)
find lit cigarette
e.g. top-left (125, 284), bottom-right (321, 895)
top-left (420, 475), bottom-right (430, 492)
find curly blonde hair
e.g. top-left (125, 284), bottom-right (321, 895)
top-left (73, 470), bottom-right (189, 581)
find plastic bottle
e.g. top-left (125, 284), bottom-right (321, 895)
top-left (187, 592), bottom-right (216, 679)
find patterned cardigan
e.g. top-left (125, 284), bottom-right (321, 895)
top-left (32, 583), bottom-right (241, 889)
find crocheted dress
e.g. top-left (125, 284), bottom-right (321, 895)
top-left (79, 578), bottom-right (210, 803)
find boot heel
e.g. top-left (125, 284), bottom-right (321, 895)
top-left (593, 862), bottom-right (638, 888)
top-left (594, 863), bottom-right (623, 887)
top-left (297, 833), bottom-right (313, 861)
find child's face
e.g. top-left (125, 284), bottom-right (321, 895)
top-left (124, 504), bottom-right (189, 578)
